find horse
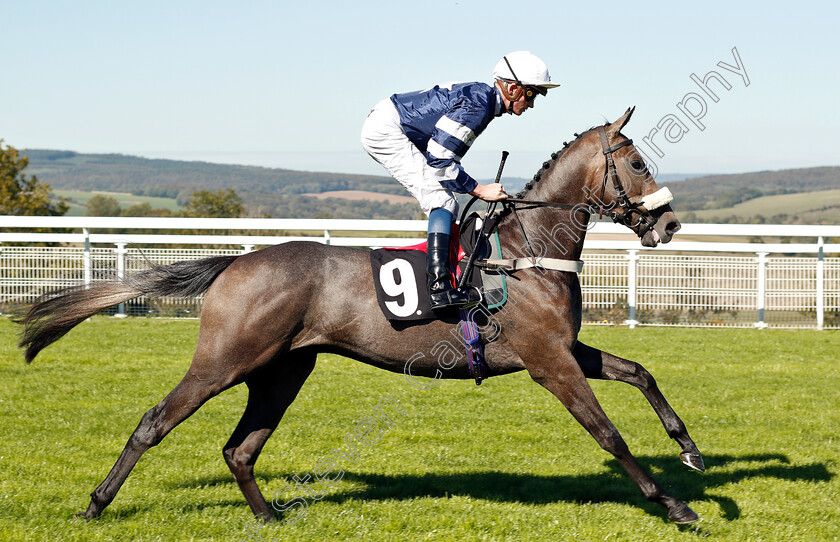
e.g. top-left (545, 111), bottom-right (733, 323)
top-left (17, 107), bottom-right (703, 524)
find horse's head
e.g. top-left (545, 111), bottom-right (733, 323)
top-left (582, 107), bottom-right (681, 247)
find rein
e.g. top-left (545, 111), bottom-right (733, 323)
top-left (501, 126), bottom-right (660, 236)
top-left (458, 127), bottom-right (672, 276)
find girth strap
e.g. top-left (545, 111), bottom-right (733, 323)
top-left (477, 257), bottom-right (584, 273)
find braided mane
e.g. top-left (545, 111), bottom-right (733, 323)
top-left (513, 125), bottom-right (601, 199)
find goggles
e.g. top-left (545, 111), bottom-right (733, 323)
top-left (498, 80), bottom-right (545, 101)
top-left (501, 56), bottom-right (547, 102)
top-left (522, 85), bottom-right (546, 101)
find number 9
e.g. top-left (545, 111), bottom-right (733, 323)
top-left (379, 259), bottom-right (419, 317)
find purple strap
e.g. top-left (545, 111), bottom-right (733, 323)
top-left (457, 308), bottom-right (487, 385)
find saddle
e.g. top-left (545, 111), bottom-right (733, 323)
top-left (369, 212), bottom-right (507, 322)
top-left (369, 212), bottom-right (507, 386)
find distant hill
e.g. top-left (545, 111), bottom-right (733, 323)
top-left (689, 188), bottom-right (840, 224)
top-left (668, 166), bottom-right (840, 224)
top-left (22, 150), bottom-right (840, 223)
top-left (25, 149), bottom-right (407, 197)
top-left (25, 149), bottom-right (425, 219)
top-left (655, 173), bottom-right (707, 183)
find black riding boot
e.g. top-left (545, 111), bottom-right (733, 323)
top-left (426, 232), bottom-right (479, 310)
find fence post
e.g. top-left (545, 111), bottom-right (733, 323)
top-left (626, 249), bottom-right (639, 328)
top-left (114, 242), bottom-right (127, 317)
top-left (755, 252), bottom-right (768, 329)
top-left (816, 236), bottom-right (824, 330)
top-left (324, 230), bottom-right (331, 245)
top-left (242, 244), bottom-right (254, 254)
top-left (83, 228), bottom-right (92, 287)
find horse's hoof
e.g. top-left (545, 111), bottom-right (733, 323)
top-left (680, 451), bottom-right (705, 472)
top-left (72, 506), bottom-right (100, 520)
top-left (668, 502), bottom-right (699, 524)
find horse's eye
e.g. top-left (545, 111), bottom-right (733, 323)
top-left (631, 160), bottom-right (644, 171)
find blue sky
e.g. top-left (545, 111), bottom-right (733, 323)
top-left (2, 1), bottom-right (838, 179)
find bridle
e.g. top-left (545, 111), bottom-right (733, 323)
top-left (500, 127), bottom-right (661, 238)
top-left (457, 128), bottom-right (672, 276)
top-left (593, 126), bottom-right (659, 236)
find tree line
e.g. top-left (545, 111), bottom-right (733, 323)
top-left (7, 142), bottom-right (840, 224)
top-left (0, 140), bottom-right (67, 216)
top-left (3, 142), bottom-right (424, 225)
top-left (85, 189), bottom-right (245, 218)
top-left (3, 141), bottom-right (252, 219)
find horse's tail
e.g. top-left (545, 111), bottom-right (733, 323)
top-left (16, 255), bottom-right (239, 364)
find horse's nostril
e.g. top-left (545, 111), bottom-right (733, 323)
top-left (666, 221), bottom-right (681, 234)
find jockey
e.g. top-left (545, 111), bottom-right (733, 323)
top-left (361, 51), bottom-right (559, 310)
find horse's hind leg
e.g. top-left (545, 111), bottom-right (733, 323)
top-left (572, 341), bottom-right (704, 472)
top-left (79, 366), bottom-right (239, 519)
top-left (223, 351), bottom-right (317, 522)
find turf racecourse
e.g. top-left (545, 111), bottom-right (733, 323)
top-left (0, 318), bottom-right (837, 541)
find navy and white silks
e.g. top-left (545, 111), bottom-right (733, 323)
top-left (361, 82), bottom-right (504, 216)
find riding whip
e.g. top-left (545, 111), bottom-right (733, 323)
top-left (457, 150), bottom-right (508, 291)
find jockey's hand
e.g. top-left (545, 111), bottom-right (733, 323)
top-left (470, 183), bottom-right (508, 202)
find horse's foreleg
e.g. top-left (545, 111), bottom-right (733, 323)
top-left (528, 353), bottom-right (698, 523)
top-left (222, 352), bottom-right (317, 522)
top-left (572, 341), bottom-right (704, 472)
top-left (78, 369), bottom-right (237, 519)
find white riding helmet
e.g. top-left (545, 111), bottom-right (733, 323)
top-left (492, 51), bottom-right (560, 89)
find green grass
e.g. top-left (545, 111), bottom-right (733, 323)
top-left (0, 318), bottom-right (837, 541)
top-left (53, 190), bottom-right (182, 216)
top-left (693, 188), bottom-right (840, 221)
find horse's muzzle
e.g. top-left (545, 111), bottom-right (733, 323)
top-left (642, 206), bottom-right (680, 246)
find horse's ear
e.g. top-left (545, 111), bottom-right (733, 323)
top-left (607, 106), bottom-right (635, 137)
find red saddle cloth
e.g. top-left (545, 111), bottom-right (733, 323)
top-left (384, 224), bottom-right (466, 264)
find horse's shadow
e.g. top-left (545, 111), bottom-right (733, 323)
top-left (172, 452), bottom-right (833, 523)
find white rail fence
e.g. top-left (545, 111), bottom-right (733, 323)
top-left (1, 217), bottom-right (838, 329)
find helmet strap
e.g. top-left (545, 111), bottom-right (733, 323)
top-left (496, 80), bottom-right (521, 114)
top-left (499, 55), bottom-right (528, 114)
